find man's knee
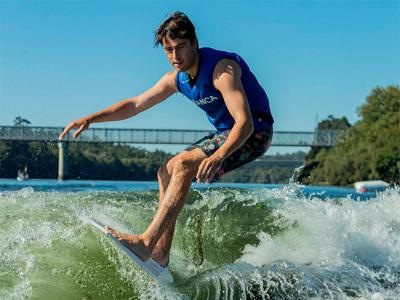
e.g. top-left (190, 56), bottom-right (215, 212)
top-left (160, 150), bottom-right (204, 179)
top-left (158, 152), bottom-right (186, 180)
top-left (173, 156), bottom-right (198, 177)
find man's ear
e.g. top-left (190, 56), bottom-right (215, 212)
top-left (193, 38), bottom-right (199, 49)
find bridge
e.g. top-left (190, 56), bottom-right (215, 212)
top-left (0, 126), bottom-right (344, 147)
top-left (0, 126), bottom-right (346, 180)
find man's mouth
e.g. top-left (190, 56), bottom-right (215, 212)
top-left (174, 61), bottom-right (183, 66)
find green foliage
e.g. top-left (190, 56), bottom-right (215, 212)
top-left (220, 166), bottom-right (296, 184)
top-left (0, 137), bottom-right (304, 183)
top-left (13, 116), bottom-right (31, 127)
top-left (0, 141), bottom-right (172, 180)
top-left (317, 115), bottom-right (351, 131)
top-left (299, 85), bottom-right (400, 186)
top-left (358, 85), bottom-right (400, 124)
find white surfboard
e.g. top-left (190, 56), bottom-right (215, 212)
top-left (87, 218), bottom-right (173, 283)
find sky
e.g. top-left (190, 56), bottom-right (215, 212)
top-left (0, 0), bottom-right (399, 154)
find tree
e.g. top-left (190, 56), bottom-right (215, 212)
top-left (300, 85), bottom-right (400, 186)
top-left (13, 116), bottom-right (31, 127)
top-left (358, 86), bottom-right (400, 125)
top-left (316, 115), bottom-right (351, 131)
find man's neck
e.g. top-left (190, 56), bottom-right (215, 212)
top-left (186, 51), bottom-right (200, 80)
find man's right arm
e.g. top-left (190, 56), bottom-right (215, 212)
top-left (59, 71), bottom-right (177, 140)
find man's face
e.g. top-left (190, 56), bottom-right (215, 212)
top-left (163, 37), bottom-right (198, 72)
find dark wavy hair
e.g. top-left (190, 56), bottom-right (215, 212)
top-left (154, 12), bottom-right (198, 48)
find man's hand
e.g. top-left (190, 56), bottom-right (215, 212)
top-left (196, 155), bottom-right (223, 183)
top-left (58, 117), bottom-right (91, 140)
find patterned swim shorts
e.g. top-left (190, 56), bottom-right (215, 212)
top-left (185, 129), bottom-right (273, 181)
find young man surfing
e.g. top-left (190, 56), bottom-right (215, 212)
top-left (59, 12), bottom-right (273, 268)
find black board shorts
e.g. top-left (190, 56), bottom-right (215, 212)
top-left (185, 129), bottom-right (273, 181)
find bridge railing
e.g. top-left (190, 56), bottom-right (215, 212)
top-left (0, 126), bottom-right (346, 147)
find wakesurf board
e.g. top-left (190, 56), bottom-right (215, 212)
top-left (87, 217), bottom-right (173, 283)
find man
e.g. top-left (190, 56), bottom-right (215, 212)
top-left (59, 12), bottom-right (273, 268)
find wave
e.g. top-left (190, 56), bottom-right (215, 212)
top-left (0, 185), bottom-right (399, 299)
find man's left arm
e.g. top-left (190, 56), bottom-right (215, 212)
top-left (196, 59), bottom-right (254, 183)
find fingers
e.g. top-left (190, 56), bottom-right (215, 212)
top-left (197, 159), bottom-right (212, 182)
top-left (203, 162), bottom-right (219, 183)
top-left (58, 119), bottom-right (89, 140)
top-left (58, 123), bottom-right (76, 140)
top-left (72, 123), bottom-right (87, 138)
top-left (196, 158), bottom-right (221, 183)
top-left (198, 162), bottom-right (209, 182)
top-left (204, 166), bottom-right (216, 183)
top-left (196, 160), bottom-right (206, 182)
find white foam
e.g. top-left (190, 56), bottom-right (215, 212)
top-left (238, 188), bottom-right (400, 269)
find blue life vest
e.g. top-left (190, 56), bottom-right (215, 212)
top-left (175, 47), bottom-right (273, 132)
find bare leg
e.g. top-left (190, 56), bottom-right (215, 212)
top-left (107, 149), bottom-right (206, 264)
top-left (150, 164), bottom-right (175, 266)
top-left (150, 151), bottom-right (193, 266)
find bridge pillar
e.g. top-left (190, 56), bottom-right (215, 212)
top-left (58, 142), bottom-right (68, 180)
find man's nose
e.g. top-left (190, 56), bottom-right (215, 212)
top-left (172, 50), bottom-right (181, 61)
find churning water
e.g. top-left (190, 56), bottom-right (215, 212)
top-left (0, 179), bottom-right (399, 299)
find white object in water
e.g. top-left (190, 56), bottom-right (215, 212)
top-left (354, 180), bottom-right (389, 193)
top-left (17, 168), bottom-right (29, 181)
top-left (87, 218), bottom-right (174, 283)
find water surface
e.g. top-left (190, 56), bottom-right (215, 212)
top-left (0, 179), bottom-right (398, 299)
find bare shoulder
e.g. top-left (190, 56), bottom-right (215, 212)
top-left (134, 70), bottom-right (177, 109)
top-left (158, 70), bottom-right (178, 91)
top-left (213, 58), bottom-right (242, 90)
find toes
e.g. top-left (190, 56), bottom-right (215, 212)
top-left (104, 228), bottom-right (135, 242)
top-left (106, 226), bottom-right (118, 237)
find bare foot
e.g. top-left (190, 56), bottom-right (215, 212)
top-left (106, 226), bottom-right (151, 261)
